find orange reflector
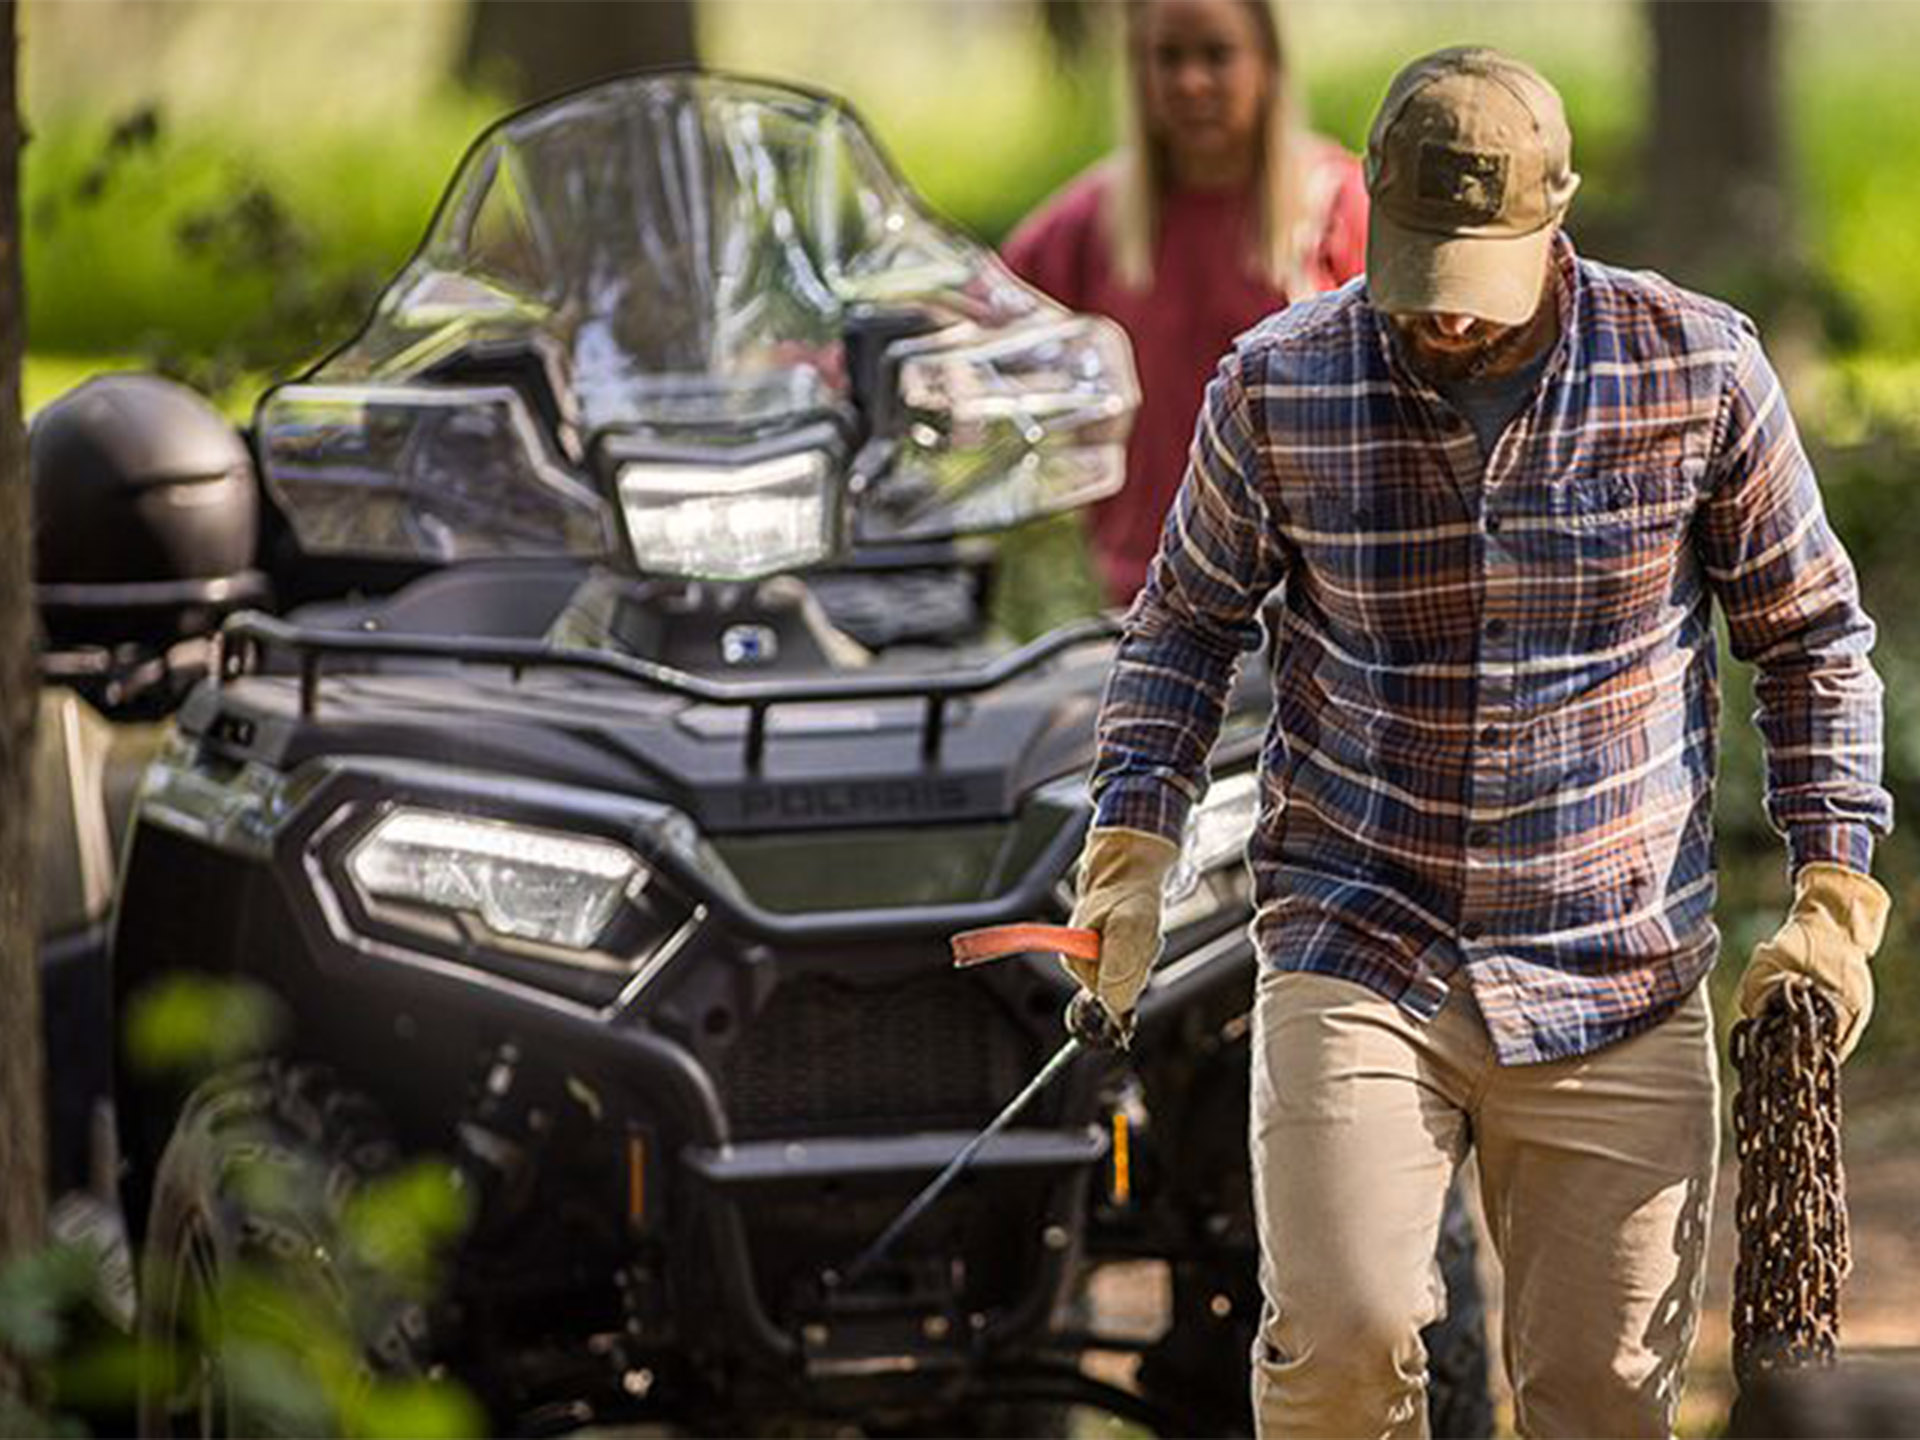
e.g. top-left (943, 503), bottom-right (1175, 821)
top-left (627, 1133), bottom-right (647, 1227)
top-left (1110, 1111), bottom-right (1131, 1206)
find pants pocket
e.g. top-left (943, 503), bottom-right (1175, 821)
top-left (1252, 968), bottom-right (1364, 1126)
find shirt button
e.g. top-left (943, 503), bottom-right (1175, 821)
top-left (1478, 725), bottom-right (1500, 744)
top-left (1485, 514), bottom-right (1503, 534)
top-left (1485, 618), bottom-right (1509, 639)
top-left (1469, 827), bottom-right (1493, 847)
top-left (1461, 921), bottom-right (1486, 942)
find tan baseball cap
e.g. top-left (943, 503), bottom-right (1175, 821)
top-left (1365, 47), bottom-right (1581, 324)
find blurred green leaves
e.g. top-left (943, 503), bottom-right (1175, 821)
top-left (187, 1262), bottom-right (481, 1439)
top-left (123, 973), bottom-right (284, 1080)
top-left (3, 1150), bottom-right (484, 1437)
top-left (348, 1378), bottom-right (486, 1440)
top-left (0, 1246), bottom-right (99, 1362)
top-left (0, 1244), bottom-right (139, 1436)
top-left (343, 1166), bottom-right (474, 1297)
top-left (991, 512), bottom-right (1106, 641)
top-left (13, 976), bottom-right (483, 1436)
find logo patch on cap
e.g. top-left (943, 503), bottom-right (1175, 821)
top-left (1416, 143), bottom-right (1508, 224)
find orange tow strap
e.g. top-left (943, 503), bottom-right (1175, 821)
top-left (950, 923), bottom-right (1100, 968)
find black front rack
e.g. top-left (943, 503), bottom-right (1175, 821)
top-left (215, 610), bottom-right (1121, 770)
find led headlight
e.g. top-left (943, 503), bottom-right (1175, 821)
top-left (617, 450), bottom-right (833, 581)
top-left (347, 809), bottom-right (643, 952)
top-left (257, 383), bottom-right (613, 563)
top-left (858, 316), bottom-right (1138, 542)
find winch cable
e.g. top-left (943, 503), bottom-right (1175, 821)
top-left (828, 926), bottom-right (1119, 1291)
top-left (1730, 977), bottom-right (1849, 1386)
top-left (832, 1032), bottom-right (1086, 1290)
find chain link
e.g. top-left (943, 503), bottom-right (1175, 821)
top-left (1730, 977), bottom-right (1848, 1382)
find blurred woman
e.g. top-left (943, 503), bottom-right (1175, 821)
top-left (1004, 0), bottom-right (1367, 607)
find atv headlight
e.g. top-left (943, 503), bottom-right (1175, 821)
top-left (347, 809), bottom-right (643, 951)
top-left (1162, 770), bottom-right (1260, 926)
top-left (856, 316), bottom-right (1137, 542)
top-left (617, 450), bottom-right (833, 581)
top-left (256, 383), bottom-right (613, 563)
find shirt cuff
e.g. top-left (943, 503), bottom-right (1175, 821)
top-left (1787, 822), bottom-right (1876, 877)
top-left (1092, 777), bottom-right (1193, 847)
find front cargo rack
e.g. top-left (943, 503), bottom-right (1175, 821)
top-left (215, 610), bottom-right (1121, 770)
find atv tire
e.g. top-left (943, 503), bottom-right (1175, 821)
top-left (135, 1063), bottom-right (440, 1438)
top-left (1136, 1176), bottom-right (1492, 1439)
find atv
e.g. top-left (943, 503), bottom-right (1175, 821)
top-left (89, 72), bottom-right (1494, 1436)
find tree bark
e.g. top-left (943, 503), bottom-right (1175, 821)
top-left (460, 0), bottom-right (699, 106)
top-left (0, 0), bottom-right (47, 1388)
top-left (1646, 0), bottom-right (1791, 284)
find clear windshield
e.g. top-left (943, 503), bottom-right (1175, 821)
top-left (318, 73), bottom-right (1040, 432)
top-left (256, 74), bottom-right (1132, 574)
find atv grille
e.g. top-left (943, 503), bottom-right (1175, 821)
top-left (719, 970), bottom-right (1041, 1140)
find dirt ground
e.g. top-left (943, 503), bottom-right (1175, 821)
top-left (1087, 1077), bottom-right (1920, 1438)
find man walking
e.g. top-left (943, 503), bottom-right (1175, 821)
top-left (1061, 47), bottom-right (1892, 1438)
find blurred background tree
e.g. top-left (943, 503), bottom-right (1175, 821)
top-left (461, 0), bottom-right (698, 103)
top-left (1646, 0), bottom-right (1790, 279)
top-left (1, 0), bottom-right (50, 1418)
top-left (0, 0), bottom-right (45, 1303)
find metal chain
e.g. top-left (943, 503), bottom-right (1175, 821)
top-left (1729, 977), bottom-right (1849, 1381)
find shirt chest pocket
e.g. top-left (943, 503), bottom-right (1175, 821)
top-left (1552, 461), bottom-right (1703, 532)
top-left (1297, 471), bottom-right (1478, 651)
top-left (1546, 460), bottom-right (1706, 635)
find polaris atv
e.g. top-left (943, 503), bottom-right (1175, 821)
top-left (95, 72), bottom-right (1494, 1436)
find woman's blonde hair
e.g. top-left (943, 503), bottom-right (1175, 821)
top-left (1107, 0), bottom-right (1317, 294)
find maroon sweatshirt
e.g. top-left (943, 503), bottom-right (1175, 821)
top-left (1003, 143), bottom-right (1368, 605)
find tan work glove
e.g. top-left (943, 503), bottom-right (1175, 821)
top-left (1738, 862), bottom-right (1891, 1061)
top-left (1063, 827), bottom-right (1182, 1027)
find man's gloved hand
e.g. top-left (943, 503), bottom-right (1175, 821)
top-left (1063, 827), bottom-right (1182, 1028)
top-left (1738, 862), bottom-right (1891, 1061)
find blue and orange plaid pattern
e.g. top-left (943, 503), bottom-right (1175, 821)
top-left (1093, 237), bottom-right (1891, 1064)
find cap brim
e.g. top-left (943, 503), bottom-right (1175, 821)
top-left (1366, 212), bottom-right (1553, 326)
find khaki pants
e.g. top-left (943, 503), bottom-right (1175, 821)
top-left (1250, 969), bottom-right (1719, 1439)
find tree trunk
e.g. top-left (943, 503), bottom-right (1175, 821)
top-left (0, 0), bottom-right (47, 1392)
top-left (460, 0), bottom-right (699, 105)
top-left (1646, 0), bottom-right (1791, 284)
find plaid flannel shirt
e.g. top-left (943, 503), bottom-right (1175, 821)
top-left (1092, 236), bottom-right (1892, 1064)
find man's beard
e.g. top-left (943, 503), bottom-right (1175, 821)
top-left (1393, 312), bottom-right (1545, 385)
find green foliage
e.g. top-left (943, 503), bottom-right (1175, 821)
top-left (0, 1247), bottom-right (100, 1363)
top-left (1788, 3), bottom-right (1920, 358)
top-left (342, 1166), bottom-right (475, 1297)
top-left (7, 976), bottom-right (482, 1437)
top-left (0, 1394), bottom-right (84, 1440)
top-left (23, 88), bottom-right (498, 388)
top-left (351, 1378), bottom-right (488, 1440)
top-left (4, 1021), bottom-right (483, 1436)
top-left (990, 513), bottom-right (1106, 641)
top-left (38, 1337), bottom-right (143, 1434)
top-left (0, 1244), bottom-right (140, 1434)
top-left (194, 1262), bottom-right (482, 1439)
top-left (122, 973), bottom-right (285, 1079)
top-left (20, 354), bottom-right (139, 418)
